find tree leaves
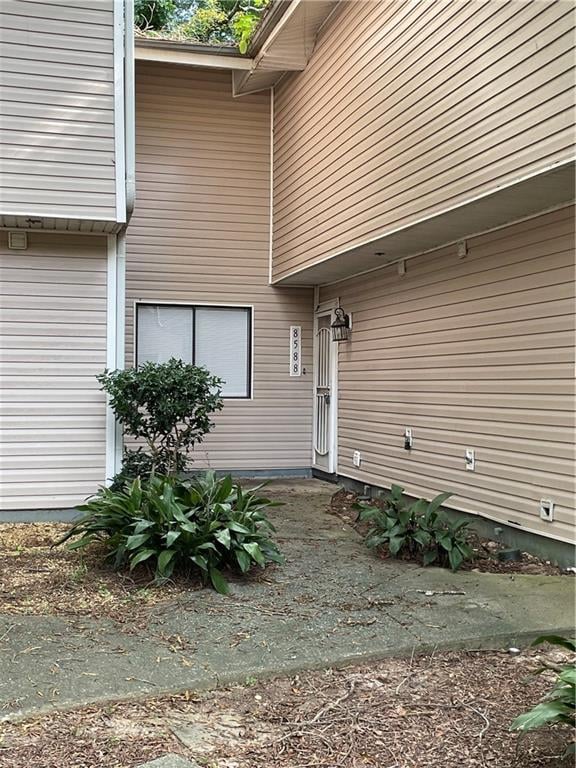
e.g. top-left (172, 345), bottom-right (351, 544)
top-left (135, 0), bottom-right (271, 52)
top-left (98, 359), bottom-right (224, 482)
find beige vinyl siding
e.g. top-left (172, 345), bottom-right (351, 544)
top-left (0, 0), bottom-right (117, 220)
top-left (126, 63), bottom-right (313, 470)
top-left (0, 231), bottom-right (108, 511)
top-left (272, 0), bottom-right (576, 282)
top-left (320, 207), bottom-right (576, 542)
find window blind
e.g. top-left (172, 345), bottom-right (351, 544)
top-left (195, 307), bottom-right (250, 397)
top-left (137, 305), bottom-right (193, 366)
top-left (136, 304), bottom-right (251, 398)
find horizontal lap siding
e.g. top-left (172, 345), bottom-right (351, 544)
top-left (320, 207), bottom-right (576, 542)
top-left (126, 63), bottom-right (313, 470)
top-left (0, 0), bottom-right (117, 219)
top-left (272, 0), bottom-right (576, 281)
top-left (0, 231), bottom-right (108, 510)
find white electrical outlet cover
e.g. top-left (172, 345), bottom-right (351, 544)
top-left (539, 499), bottom-right (554, 521)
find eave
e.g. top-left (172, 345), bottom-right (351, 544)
top-left (133, 0), bottom-right (339, 94)
top-left (272, 161), bottom-right (576, 286)
top-left (134, 38), bottom-right (252, 70)
top-left (233, 0), bottom-right (339, 95)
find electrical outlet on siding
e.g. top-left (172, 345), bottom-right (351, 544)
top-left (540, 499), bottom-right (554, 522)
top-left (465, 448), bottom-right (475, 471)
top-left (353, 450), bottom-right (361, 467)
top-left (404, 427), bottom-right (413, 450)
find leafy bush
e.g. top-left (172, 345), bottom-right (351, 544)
top-left (511, 635), bottom-right (575, 754)
top-left (56, 471), bottom-right (283, 594)
top-left (98, 359), bottom-right (224, 482)
top-left (355, 484), bottom-right (472, 571)
top-left (135, 0), bottom-right (271, 52)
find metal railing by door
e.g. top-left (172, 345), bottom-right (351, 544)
top-left (314, 326), bottom-right (331, 456)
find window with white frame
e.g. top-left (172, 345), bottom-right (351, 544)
top-left (136, 304), bottom-right (252, 398)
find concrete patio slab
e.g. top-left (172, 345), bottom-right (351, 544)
top-left (1, 479), bottom-right (573, 720)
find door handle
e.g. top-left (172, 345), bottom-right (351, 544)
top-left (323, 393), bottom-right (331, 405)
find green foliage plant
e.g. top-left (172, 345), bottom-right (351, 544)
top-left (511, 635), bottom-right (575, 755)
top-left (56, 471), bottom-right (283, 594)
top-left (135, 0), bottom-right (176, 31)
top-left (355, 485), bottom-right (472, 571)
top-left (230, 0), bottom-right (269, 53)
top-left (135, 0), bottom-right (271, 52)
top-left (98, 358), bottom-right (223, 481)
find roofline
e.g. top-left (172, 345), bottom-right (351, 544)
top-left (134, 0), bottom-right (295, 70)
top-left (134, 38), bottom-right (253, 70)
top-left (135, 37), bottom-right (245, 57)
top-left (248, 0), bottom-right (293, 56)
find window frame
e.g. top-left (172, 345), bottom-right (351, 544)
top-left (134, 300), bottom-right (254, 400)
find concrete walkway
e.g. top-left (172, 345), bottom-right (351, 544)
top-left (1, 480), bottom-right (573, 720)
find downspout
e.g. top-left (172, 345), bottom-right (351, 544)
top-left (124, 0), bottom-right (136, 220)
top-left (114, 231), bottom-right (127, 475)
top-left (105, 0), bottom-right (133, 481)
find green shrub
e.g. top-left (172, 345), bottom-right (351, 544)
top-left (98, 359), bottom-right (224, 483)
top-left (511, 635), bottom-right (575, 754)
top-left (56, 471), bottom-right (283, 594)
top-left (135, 0), bottom-right (175, 31)
top-left (355, 484), bottom-right (472, 571)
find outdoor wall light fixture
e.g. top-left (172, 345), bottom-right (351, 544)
top-left (331, 307), bottom-right (351, 342)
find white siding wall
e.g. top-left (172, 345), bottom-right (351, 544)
top-left (320, 207), bottom-right (575, 542)
top-left (273, 0), bottom-right (575, 281)
top-left (126, 63), bottom-right (314, 471)
top-left (0, 0), bottom-right (118, 220)
top-left (0, 231), bottom-right (108, 511)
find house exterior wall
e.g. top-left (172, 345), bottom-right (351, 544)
top-left (272, 0), bottom-right (576, 282)
top-left (319, 207), bottom-right (576, 542)
top-left (126, 62), bottom-right (313, 471)
top-left (0, 0), bottom-right (118, 221)
top-left (0, 231), bottom-right (108, 511)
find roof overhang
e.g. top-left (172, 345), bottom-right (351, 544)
top-left (233, 0), bottom-right (338, 95)
top-left (273, 161), bottom-right (576, 286)
top-left (133, 0), bottom-right (338, 93)
top-left (134, 38), bottom-right (252, 70)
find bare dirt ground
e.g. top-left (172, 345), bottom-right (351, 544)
top-left (0, 649), bottom-right (572, 768)
top-left (330, 489), bottom-right (571, 577)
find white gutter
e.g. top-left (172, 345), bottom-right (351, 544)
top-left (125, 0), bottom-right (136, 220)
top-left (105, 234), bottom-right (126, 482)
top-left (113, 1), bottom-right (126, 223)
top-left (135, 44), bottom-right (253, 69)
top-left (105, 235), bottom-right (118, 485)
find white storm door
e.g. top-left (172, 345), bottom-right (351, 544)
top-left (313, 312), bottom-right (336, 473)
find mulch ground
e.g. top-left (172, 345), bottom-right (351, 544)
top-left (1, 490), bottom-right (570, 627)
top-left (330, 489), bottom-right (571, 576)
top-left (0, 523), bottom-right (199, 625)
top-left (0, 649), bottom-right (573, 768)
top-left (1, 514), bottom-right (573, 767)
